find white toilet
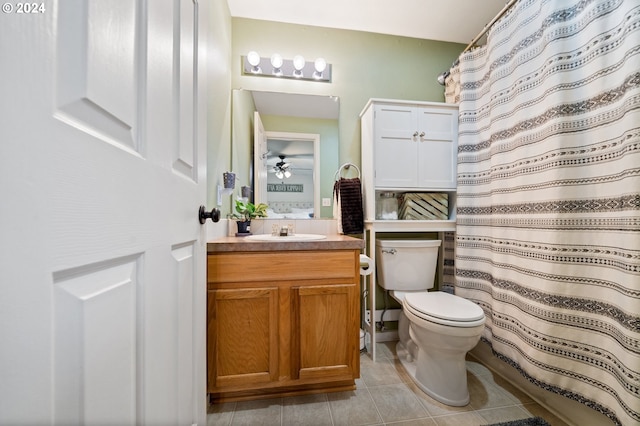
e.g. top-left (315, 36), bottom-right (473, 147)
top-left (375, 239), bottom-right (485, 406)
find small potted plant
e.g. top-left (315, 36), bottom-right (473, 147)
top-left (232, 199), bottom-right (268, 235)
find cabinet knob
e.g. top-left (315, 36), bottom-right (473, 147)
top-left (419, 132), bottom-right (425, 138)
top-left (413, 131), bottom-right (419, 137)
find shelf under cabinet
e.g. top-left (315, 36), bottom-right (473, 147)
top-left (365, 219), bottom-right (456, 232)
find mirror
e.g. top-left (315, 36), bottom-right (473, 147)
top-left (231, 89), bottom-right (339, 218)
top-left (255, 128), bottom-right (320, 218)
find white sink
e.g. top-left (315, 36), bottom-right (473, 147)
top-left (244, 233), bottom-right (327, 242)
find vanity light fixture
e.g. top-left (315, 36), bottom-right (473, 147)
top-left (242, 52), bottom-right (332, 82)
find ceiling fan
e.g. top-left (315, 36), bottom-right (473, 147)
top-left (272, 155), bottom-right (292, 179)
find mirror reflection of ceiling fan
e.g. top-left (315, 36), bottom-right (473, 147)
top-left (272, 155), bottom-right (291, 179)
top-left (267, 153), bottom-right (313, 178)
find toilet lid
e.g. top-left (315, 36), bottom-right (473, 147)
top-left (404, 292), bottom-right (484, 322)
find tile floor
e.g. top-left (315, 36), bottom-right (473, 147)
top-left (207, 342), bottom-right (570, 426)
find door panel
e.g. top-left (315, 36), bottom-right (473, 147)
top-left (374, 105), bottom-right (418, 187)
top-left (55, 1), bottom-right (139, 152)
top-left (173, 243), bottom-right (196, 425)
top-left (417, 108), bottom-right (458, 189)
top-left (53, 256), bottom-right (140, 425)
top-left (175, 0), bottom-right (196, 179)
top-left (418, 108), bottom-right (456, 140)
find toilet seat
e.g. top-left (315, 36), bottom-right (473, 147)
top-left (404, 292), bottom-right (485, 328)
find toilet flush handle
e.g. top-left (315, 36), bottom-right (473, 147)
top-left (381, 248), bottom-right (397, 255)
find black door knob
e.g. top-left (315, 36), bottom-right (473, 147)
top-left (199, 206), bottom-right (220, 224)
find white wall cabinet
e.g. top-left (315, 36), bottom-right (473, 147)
top-left (367, 102), bottom-right (458, 190)
top-left (359, 99), bottom-right (459, 361)
top-left (361, 99), bottom-right (459, 224)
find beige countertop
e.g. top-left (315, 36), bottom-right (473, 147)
top-left (207, 234), bottom-right (365, 253)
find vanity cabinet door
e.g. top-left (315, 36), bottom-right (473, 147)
top-left (291, 283), bottom-right (360, 382)
top-left (207, 287), bottom-right (279, 391)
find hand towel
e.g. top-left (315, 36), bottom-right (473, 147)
top-left (333, 177), bottom-right (364, 235)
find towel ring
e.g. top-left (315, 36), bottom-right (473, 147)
top-left (334, 162), bottom-right (361, 181)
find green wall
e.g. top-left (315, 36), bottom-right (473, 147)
top-left (210, 13), bottom-right (465, 216)
top-left (226, 18), bottom-right (464, 216)
top-left (208, 9), bottom-right (465, 322)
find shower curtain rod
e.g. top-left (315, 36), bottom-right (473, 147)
top-left (462, 0), bottom-right (518, 53)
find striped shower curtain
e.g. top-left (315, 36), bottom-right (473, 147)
top-left (446, 1), bottom-right (639, 425)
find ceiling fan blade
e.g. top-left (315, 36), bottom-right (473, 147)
top-left (277, 153), bottom-right (312, 159)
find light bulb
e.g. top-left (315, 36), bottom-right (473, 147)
top-left (270, 53), bottom-right (283, 76)
top-left (247, 51), bottom-right (261, 73)
top-left (275, 170), bottom-right (283, 179)
top-left (314, 57), bottom-right (327, 73)
top-left (284, 170), bottom-right (291, 178)
top-left (247, 51), bottom-right (260, 66)
top-left (292, 55), bottom-right (305, 77)
top-left (313, 57), bottom-right (327, 79)
top-left (293, 55), bottom-right (305, 70)
top-left (270, 53), bottom-right (283, 68)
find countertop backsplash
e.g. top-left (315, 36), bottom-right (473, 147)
top-left (224, 218), bottom-right (339, 238)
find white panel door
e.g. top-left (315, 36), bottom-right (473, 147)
top-left (0, 1), bottom-right (208, 425)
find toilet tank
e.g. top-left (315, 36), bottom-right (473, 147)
top-left (375, 239), bottom-right (441, 291)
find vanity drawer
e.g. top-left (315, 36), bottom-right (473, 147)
top-left (208, 250), bottom-right (358, 284)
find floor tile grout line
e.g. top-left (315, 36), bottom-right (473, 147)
top-left (408, 386), bottom-right (438, 424)
top-left (227, 401), bottom-right (236, 426)
top-left (365, 384), bottom-right (387, 425)
top-left (323, 392), bottom-right (336, 426)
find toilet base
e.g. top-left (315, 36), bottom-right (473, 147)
top-left (396, 341), bottom-right (470, 407)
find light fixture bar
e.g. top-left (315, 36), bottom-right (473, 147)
top-left (242, 54), bottom-right (332, 83)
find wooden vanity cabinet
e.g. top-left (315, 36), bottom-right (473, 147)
top-left (207, 249), bottom-right (360, 402)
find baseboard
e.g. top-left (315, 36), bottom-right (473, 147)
top-left (374, 330), bottom-right (398, 342)
top-left (469, 342), bottom-right (614, 426)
